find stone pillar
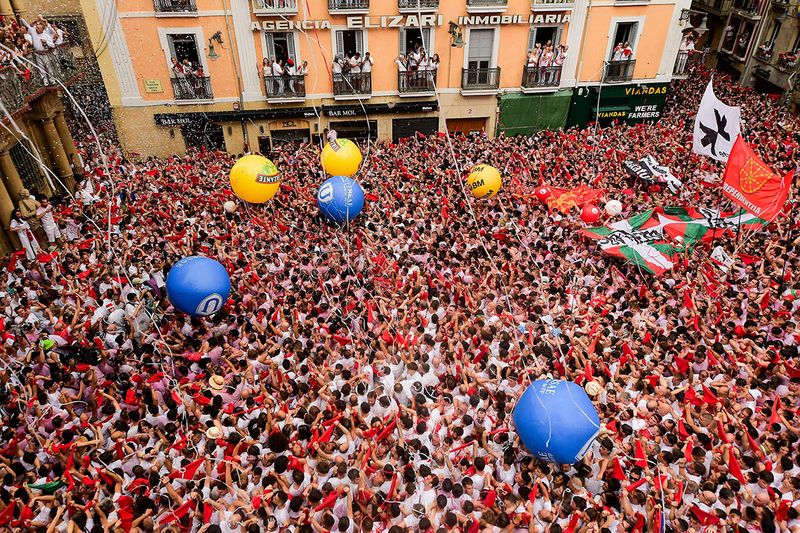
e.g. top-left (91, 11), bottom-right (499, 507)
top-left (39, 117), bottom-right (76, 193)
top-left (0, 0), bottom-right (14, 17)
top-left (0, 150), bottom-right (22, 248)
top-left (53, 111), bottom-right (81, 183)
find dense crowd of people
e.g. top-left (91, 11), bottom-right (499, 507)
top-left (0, 64), bottom-right (799, 532)
top-left (0, 14), bottom-right (67, 84)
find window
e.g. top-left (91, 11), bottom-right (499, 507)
top-left (722, 18), bottom-right (741, 52)
top-left (264, 32), bottom-right (297, 65)
top-left (609, 22), bottom-right (638, 59)
top-left (467, 28), bottom-right (495, 70)
top-left (768, 21), bottom-right (781, 45)
top-left (399, 27), bottom-right (431, 56)
top-left (793, 32), bottom-right (800, 53)
top-left (527, 26), bottom-right (562, 51)
top-left (167, 33), bottom-right (202, 71)
top-left (335, 29), bottom-right (363, 58)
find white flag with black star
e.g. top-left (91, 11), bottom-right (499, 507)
top-left (692, 80), bottom-right (741, 163)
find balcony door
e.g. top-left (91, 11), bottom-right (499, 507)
top-left (400, 27), bottom-right (432, 56)
top-left (335, 29), bottom-right (364, 59)
top-left (527, 26), bottom-right (562, 51)
top-left (264, 32), bottom-right (297, 66)
top-left (609, 22), bottom-right (638, 59)
top-left (167, 34), bottom-right (202, 71)
top-left (467, 29), bottom-right (494, 71)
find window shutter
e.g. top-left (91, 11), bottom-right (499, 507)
top-left (336, 30), bottom-right (344, 57)
top-left (527, 27), bottom-right (536, 51)
top-left (399, 28), bottom-right (406, 55)
top-left (287, 32), bottom-right (297, 61)
top-left (355, 30), bottom-right (363, 55)
top-left (265, 33), bottom-right (275, 59)
top-left (422, 28), bottom-right (431, 52)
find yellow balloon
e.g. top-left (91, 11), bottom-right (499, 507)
top-left (229, 155), bottom-right (280, 204)
top-left (321, 138), bottom-right (362, 177)
top-left (467, 164), bottom-right (502, 198)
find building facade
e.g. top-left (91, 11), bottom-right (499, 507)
top-left (0, 0), bottom-right (82, 255)
top-left (79, 0), bottom-right (691, 156)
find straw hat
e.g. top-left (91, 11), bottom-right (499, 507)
top-left (209, 375), bottom-right (225, 391)
top-left (205, 426), bottom-right (222, 440)
top-left (585, 380), bottom-right (603, 397)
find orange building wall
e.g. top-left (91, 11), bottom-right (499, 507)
top-left (578, 3), bottom-right (677, 82)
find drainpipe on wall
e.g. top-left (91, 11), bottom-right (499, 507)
top-left (221, 0), bottom-right (248, 151)
top-left (575, 0), bottom-right (594, 87)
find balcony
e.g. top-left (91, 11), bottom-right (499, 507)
top-left (333, 72), bottom-right (371, 99)
top-left (328, 0), bottom-right (369, 13)
top-left (531, 0), bottom-right (574, 9)
top-left (673, 50), bottom-right (694, 76)
top-left (521, 65), bottom-right (561, 91)
top-left (777, 52), bottom-right (797, 71)
top-left (461, 67), bottom-right (500, 94)
top-left (252, 0), bottom-right (298, 15)
top-left (731, 0), bottom-right (761, 16)
top-left (466, 0), bottom-right (508, 13)
top-left (170, 76), bottom-right (213, 102)
top-left (0, 47), bottom-right (80, 118)
top-left (754, 47), bottom-right (774, 63)
top-left (398, 0), bottom-right (439, 11)
top-left (603, 60), bottom-right (635, 83)
top-left (398, 70), bottom-right (436, 96)
top-left (694, 0), bottom-right (730, 13)
top-left (264, 74), bottom-right (306, 102)
top-left (153, 0), bottom-right (198, 15)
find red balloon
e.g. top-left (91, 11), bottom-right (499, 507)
top-left (580, 204), bottom-right (601, 224)
top-left (535, 186), bottom-right (552, 203)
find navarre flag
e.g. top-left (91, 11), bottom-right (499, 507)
top-left (693, 79), bottom-right (741, 162)
top-left (722, 136), bottom-right (794, 221)
top-left (623, 155), bottom-right (682, 193)
top-left (582, 209), bottom-right (679, 275)
top-left (546, 185), bottom-right (604, 213)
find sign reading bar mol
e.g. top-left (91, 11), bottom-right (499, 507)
top-left (251, 13), bottom-right (569, 31)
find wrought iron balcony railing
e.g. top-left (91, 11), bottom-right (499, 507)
top-left (170, 76), bottom-right (213, 101)
top-left (333, 72), bottom-right (372, 97)
top-left (398, 70), bottom-right (436, 94)
top-left (154, 0), bottom-right (198, 13)
top-left (0, 46), bottom-right (80, 117)
top-left (521, 65), bottom-right (562, 88)
top-left (264, 74), bottom-right (306, 100)
top-left (603, 60), bottom-right (636, 82)
top-left (461, 67), bottom-right (501, 91)
top-left (328, 0), bottom-right (369, 11)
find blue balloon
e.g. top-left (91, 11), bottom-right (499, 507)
top-left (166, 256), bottom-right (231, 317)
top-left (513, 379), bottom-right (601, 464)
top-left (317, 176), bottom-right (364, 224)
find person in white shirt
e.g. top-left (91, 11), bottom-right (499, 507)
top-left (271, 58), bottom-right (285, 94)
top-left (35, 197), bottom-right (62, 245)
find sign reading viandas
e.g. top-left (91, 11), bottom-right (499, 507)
top-left (582, 207), bottom-right (766, 275)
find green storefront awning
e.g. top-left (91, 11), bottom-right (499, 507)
top-left (498, 90), bottom-right (572, 135)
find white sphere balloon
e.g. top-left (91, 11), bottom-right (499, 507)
top-left (223, 201), bottom-right (237, 213)
top-left (605, 200), bottom-right (622, 216)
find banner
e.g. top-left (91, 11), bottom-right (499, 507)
top-left (546, 185), bottom-right (604, 213)
top-left (622, 155), bottom-right (682, 192)
top-left (722, 135), bottom-right (794, 221)
top-left (693, 79), bottom-right (741, 162)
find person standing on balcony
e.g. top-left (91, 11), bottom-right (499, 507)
top-left (297, 60), bottom-right (308, 94)
top-left (396, 54), bottom-right (408, 92)
top-left (18, 15), bottom-right (55, 84)
top-left (272, 58), bottom-right (285, 95)
top-left (286, 58), bottom-right (296, 94)
top-left (430, 53), bottom-right (440, 83)
top-left (362, 52), bottom-right (373, 93)
top-left (526, 47), bottom-right (540, 86)
top-left (553, 44), bottom-right (567, 85)
top-left (170, 57), bottom-right (191, 99)
top-left (349, 52), bottom-right (362, 92)
top-left (539, 44), bottom-right (554, 85)
top-left (35, 197), bottom-right (62, 249)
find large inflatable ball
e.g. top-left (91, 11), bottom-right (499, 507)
top-left (513, 379), bottom-right (601, 464)
top-left (605, 199), bottom-right (623, 216)
top-left (229, 155), bottom-right (280, 204)
top-left (467, 165), bottom-right (502, 199)
top-left (317, 176), bottom-right (365, 224)
top-left (321, 139), bottom-right (362, 177)
top-left (580, 204), bottom-right (602, 224)
top-left (166, 256), bottom-right (231, 317)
